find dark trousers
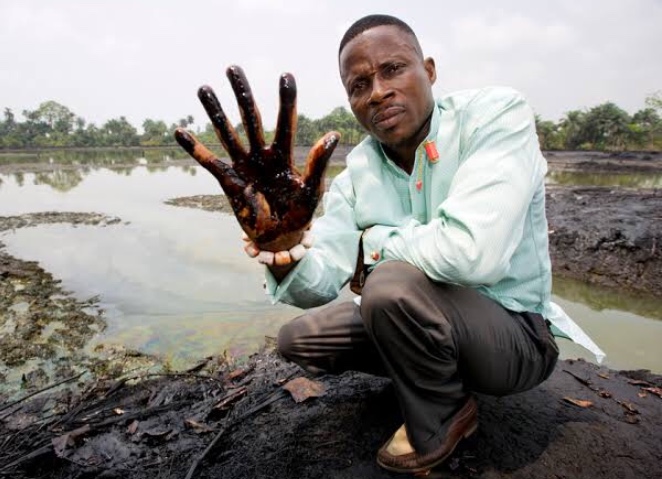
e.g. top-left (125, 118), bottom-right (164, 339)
top-left (277, 261), bottom-right (559, 454)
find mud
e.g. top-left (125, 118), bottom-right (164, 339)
top-left (547, 186), bottom-right (662, 296)
top-left (545, 150), bottom-right (662, 173)
top-left (1, 349), bottom-right (661, 479)
top-left (0, 212), bottom-right (162, 400)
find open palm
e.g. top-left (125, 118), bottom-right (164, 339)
top-left (175, 66), bottom-right (340, 251)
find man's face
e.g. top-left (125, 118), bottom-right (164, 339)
top-left (339, 25), bottom-right (436, 150)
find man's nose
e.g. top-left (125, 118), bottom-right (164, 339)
top-left (369, 76), bottom-right (392, 104)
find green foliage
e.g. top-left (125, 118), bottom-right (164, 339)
top-left (101, 116), bottom-right (139, 147)
top-left (629, 108), bottom-right (661, 149)
top-left (309, 106), bottom-right (365, 145)
top-left (2, 96), bottom-right (660, 152)
top-left (535, 115), bottom-right (562, 150)
top-left (581, 103), bottom-right (631, 150)
top-left (142, 119), bottom-right (170, 146)
top-left (536, 99), bottom-right (662, 151)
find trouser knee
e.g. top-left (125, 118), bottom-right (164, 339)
top-left (276, 314), bottom-right (328, 374)
top-left (276, 319), bottom-right (298, 361)
top-left (360, 261), bottom-right (424, 336)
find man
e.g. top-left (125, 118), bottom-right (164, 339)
top-left (175, 14), bottom-right (604, 475)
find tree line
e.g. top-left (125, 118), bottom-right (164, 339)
top-left (535, 92), bottom-right (662, 151)
top-left (1, 92), bottom-right (661, 151)
top-left (0, 101), bottom-right (364, 151)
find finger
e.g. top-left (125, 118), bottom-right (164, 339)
top-left (174, 127), bottom-right (217, 166)
top-left (273, 73), bottom-right (297, 165)
top-left (197, 85), bottom-right (247, 159)
top-left (302, 131), bottom-right (340, 194)
top-left (274, 251), bottom-right (293, 267)
top-left (247, 188), bottom-right (276, 236)
top-left (257, 251), bottom-right (275, 266)
top-left (174, 128), bottom-right (246, 198)
top-left (244, 241), bottom-right (260, 258)
top-left (226, 65), bottom-right (265, 152)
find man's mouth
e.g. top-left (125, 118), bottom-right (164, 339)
top-left (372, 106), bottom-right (405, 130)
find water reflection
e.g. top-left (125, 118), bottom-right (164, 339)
top-left (0, 148), bottom-right (196, 192)
top-left (34, 169), bottom-right (85, 192)
top-left (546, 170), bottom-right (662, 188)
top-left (551, 275), bottom-right (662, 371)
top-left (553, 276), bottom-right (662, 321)
top-left (0, 149), bottom-right (203, 194)
top-left (0, 147), bottom-right (188, 166)
top-left (14, 172), bottom-right (24, 187)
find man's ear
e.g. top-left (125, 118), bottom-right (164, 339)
top-left (424, 57), bottom-right (437, 85)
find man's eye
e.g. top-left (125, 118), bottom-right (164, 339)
top-left (385, 64), bottom-right (403, 76)
top-left (351, 81), bottom-right (367, 94)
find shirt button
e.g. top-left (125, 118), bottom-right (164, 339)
top-left (370, 251), bottom-right (380, 261)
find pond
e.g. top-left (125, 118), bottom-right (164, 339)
top-left (547, 170), bottom-right (662, 188)
top-left (1, 154), bottom-right (661, 373)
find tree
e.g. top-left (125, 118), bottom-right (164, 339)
top-left (33, 101), bottom-right (76, 146)
top-left (629, 108), bottom-right (661, 149)
top-left (535, 114), bottom-right (560, 150)
top-left (195, 122), bottom-right (219, 147)
top-left (558, 110), bottom-right (587, 150)
top-left (3, 107), bottom-right (15, 127)
top-left (177, 116), bottom-right (192, 129)
top-left (101, 116), bottom-right (139, 147)
top-left (75, 123), bottom-right (103, 147)
top-left (18, 108), bottom-right (50, 147)
top-left (295, 114), bottom-right (317, 145)
top-left (71, 116), bottom-right (88, 147)
top-left (0, 108), bottom-right (22, 148)
top-left (312, 106), bottom-right (363, 145)
top-left (579, 103), bottom-right (631, 150)
top-left (141, 119), bottom-right (170, 146)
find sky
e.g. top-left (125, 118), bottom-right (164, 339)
top-left (1, 0), bottom-right (661, 131)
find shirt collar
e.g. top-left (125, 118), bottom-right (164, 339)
top-left (374, 102), bottom-right (442, 174)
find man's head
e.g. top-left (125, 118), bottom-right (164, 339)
top-left (339, 15), bottom-right (436, 158)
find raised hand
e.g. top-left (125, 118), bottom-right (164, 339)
top-left (175, 66), bottom-right (340, 253)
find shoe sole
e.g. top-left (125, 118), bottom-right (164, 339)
top-left (376, 421), bottom-right (478, 475)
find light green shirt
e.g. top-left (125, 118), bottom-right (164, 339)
top-left (266, 87), bottom-right (604, 362)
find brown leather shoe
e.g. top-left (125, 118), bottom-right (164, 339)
top-left (376, 396), bottom-right (478, 475)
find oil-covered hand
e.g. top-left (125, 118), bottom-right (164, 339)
top-left (175, 65), bottom-right (340, 252)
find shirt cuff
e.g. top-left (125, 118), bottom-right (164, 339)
top-left (264, 253), bottom-right (311, 304)
top-left (362, 225), bottom-right (397, 266)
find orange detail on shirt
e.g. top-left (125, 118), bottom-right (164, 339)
top-left (424, 140), bottom-right (439, 162)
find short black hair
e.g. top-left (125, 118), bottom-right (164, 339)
top-left (338, 14), bottom-right (420, 56)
